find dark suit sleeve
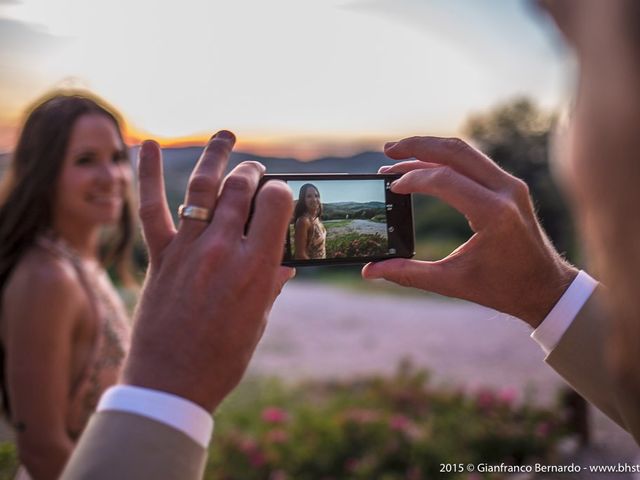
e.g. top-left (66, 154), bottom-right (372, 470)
top-left (61, 411), bottom-right (208, 480)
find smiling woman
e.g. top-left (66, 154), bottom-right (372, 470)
top-left (0, 92), bottom-right (136, 479)
top-left (293, 183), bottom-right (326, 260)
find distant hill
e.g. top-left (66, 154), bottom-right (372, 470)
top-left (322, 201), bottom-right (386, 221)
top-left (154, 147), bottom-right (392, 196)
top-left (134, 146), bottom-right (394, 217)
top-left (328, 201), bottom-right (385, 209)
top-left (0, 147), bottom-right (393, 177)
top-left (148, 146), bottom-right (390, 174)
top-left (0, 147), bottom-right (395, 221)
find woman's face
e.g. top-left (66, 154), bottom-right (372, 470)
top-left (54, 113), bottom-right (132, 229)
top-left (304, 187), bottom-right (320, 214)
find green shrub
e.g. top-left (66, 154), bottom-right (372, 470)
top-left (0, 442), bottom-right (18, 480)
top-left (207, 363), bottom-right (568, 479)
top-left (0, 367), bottom-right (569, 480)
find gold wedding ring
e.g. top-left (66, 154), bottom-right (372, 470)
top-left (178, 204), bottom-right (212, 222)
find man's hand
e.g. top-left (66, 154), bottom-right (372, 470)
top-left (362, 136), bottom-right (577, 328)
top-left (123, 131), bottom-right (294, 412)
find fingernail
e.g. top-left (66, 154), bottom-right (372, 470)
top-left (362, 263), bottom-right (379, 279)
top-left (384, 142), bottom-right (398, 150)
top-left (246, 160), bottom-right (266, 173)
top-left (289, 268), bottom-right (296, 279)
top-left (379, 166), bottom-right (391, 173)
top-left (140, 140), bottom-right (157, 156)
top-left (213, 130), bottom-right (236, 142)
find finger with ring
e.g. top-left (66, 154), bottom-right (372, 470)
top-left (178, 204), bottom-right (212, 222)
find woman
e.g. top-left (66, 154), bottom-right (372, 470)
top-left (293, 183), bottom-right (326, 259)
top-left (0, 92), bottom-right (135, 479)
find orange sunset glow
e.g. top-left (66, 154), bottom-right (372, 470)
top-left (0, 0), bottom-right (569, 159)
top-left (123, 124), bottom-right (420, 161)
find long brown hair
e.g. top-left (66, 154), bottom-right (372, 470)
top-left (0, 91), bottom-right (137, 292)
top-left (293, 183), bottom-right (323, 223)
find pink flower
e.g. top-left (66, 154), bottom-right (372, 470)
top-left (266, 428), bottom-right (289, 444)
top-left (389, 414), bottom-right (411, 431)
top-left (535, 421), bottom-right (551, 438)
top-left (344, 458), bottom-right (360, 473)
top-left (497, 387), bottom-right (518, 407)
top-left (388, 414), bottom-right (422, 440)
top-left (236, 435), bottom-right (266, 467)
top-left (475, 388), bottom-right (497, 411)
top-left (249, 451), bottom-right (266, 468)
top-left (342, 408), bottom-right (381, 424)
top-left (239, 437), bottom-right (258, 453)
top-left (261, 407), bottom-right (289, 424)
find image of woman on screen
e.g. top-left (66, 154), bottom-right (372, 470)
top-left (293, 183), bottom-right (326, 259)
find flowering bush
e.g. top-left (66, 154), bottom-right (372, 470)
top-left (0, 364), bottom-right (569, 479)
top-left (205, 363), bottom-right (569, 479)
top-left (326, 232), bottom-right (387, 258)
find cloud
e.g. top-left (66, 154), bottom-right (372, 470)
top-left (0, 17), bottom-right (66, 57)
top-left (0, 0), bottom-right (570, 151)
top-left (0, 17), bottom-right (69, 121)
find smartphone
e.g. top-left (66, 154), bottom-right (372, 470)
top-left (255, 173), bottom-right (415, 267)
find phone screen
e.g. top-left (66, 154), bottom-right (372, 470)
top-left (287, 178), bottom-right (389, 260)
top-left (259, 174), bottom-right (414, 266)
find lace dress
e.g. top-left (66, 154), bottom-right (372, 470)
top-left (14, 235), bottom-right (131, 480)
top-left (305, 216), bottom-right (326, 259)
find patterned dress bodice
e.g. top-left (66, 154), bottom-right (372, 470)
top-left (36, 234), bottom-right (131, 439)
top-left (305, 216), bottom-right (326, 259)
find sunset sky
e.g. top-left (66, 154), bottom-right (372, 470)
top-left (0, 0), bottom-right (573, 158)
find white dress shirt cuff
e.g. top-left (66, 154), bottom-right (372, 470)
top-left (97, 385), bottom-right (214, 449)
top-left (531, 270), bottom-right (598, 356)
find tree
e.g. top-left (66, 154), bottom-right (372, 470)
top-left (464, 97), bottom-right (576, 258)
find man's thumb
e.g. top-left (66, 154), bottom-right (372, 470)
top-left (362, 258), bottom-right (434, 290)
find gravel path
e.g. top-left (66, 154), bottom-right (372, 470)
top-left (252, 280), bottom-right (560, 401)
top-left (325, 219), bottom-right (386, 238)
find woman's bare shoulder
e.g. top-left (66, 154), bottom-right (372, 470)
top-left (2, 248), bottom-right (86, 325)
top-left (295, 216), bottom-right (311, 228)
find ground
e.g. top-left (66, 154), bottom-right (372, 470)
top-left (1, 280), bottom-right (637, 478)
top-left (325, 218), bottom-right (387, 239)
top-left (250, 280), bottom-right (640, 478)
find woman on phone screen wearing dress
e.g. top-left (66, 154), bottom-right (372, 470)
top-left (0, 92), bottom-right (136, 479)
top-left (293, 183), bottom-right (326, 259)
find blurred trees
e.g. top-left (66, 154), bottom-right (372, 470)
top-left (415, 97), bottom-right (576, 260)
top-left (465, 97), bottom-right (575, 257)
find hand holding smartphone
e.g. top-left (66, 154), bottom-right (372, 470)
top-left (253, 174), bottom-right (415, 266)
